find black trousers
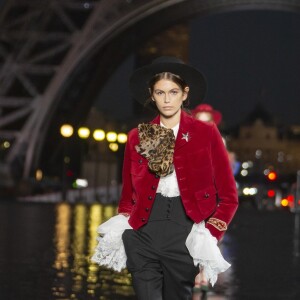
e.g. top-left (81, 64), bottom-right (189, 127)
top-left (122, 194), bottom-right (198, 300)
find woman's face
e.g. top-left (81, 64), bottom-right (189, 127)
top-left (151, 79), bottom-right (189, 119)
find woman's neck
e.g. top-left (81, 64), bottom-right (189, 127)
top-left (160, 110), bottom-right (181, 129)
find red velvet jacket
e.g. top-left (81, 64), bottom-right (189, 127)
top-left (118, 111), bottom-right (238, 240)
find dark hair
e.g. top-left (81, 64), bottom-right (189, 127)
top-left (145, 72), bottom-right (190, 110)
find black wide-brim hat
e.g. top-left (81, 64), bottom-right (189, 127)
top-left (129, 56), bottom-right (207, 107)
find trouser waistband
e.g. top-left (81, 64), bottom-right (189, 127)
top-left (148, 193), bottom-right (193, 227)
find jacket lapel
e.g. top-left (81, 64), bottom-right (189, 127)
top-left (150, 115), bottom-right (160, 125)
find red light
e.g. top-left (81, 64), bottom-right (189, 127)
top-left (287, 195), bottom-right (294, 202)
top-left (66, 170), bottom-right (74, 177)
top-left (267, 189), bottom-right (276, 197)
top-left (267, 171), bottom-right (277, 181)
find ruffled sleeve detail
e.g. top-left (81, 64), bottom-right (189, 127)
top-left (91, 214), bottom-right (132, 272)
top-left (185, 222), bottom-right (231, 286)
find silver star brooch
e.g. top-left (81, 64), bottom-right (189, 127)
top-left (182, 132), bottom-right (189, 142)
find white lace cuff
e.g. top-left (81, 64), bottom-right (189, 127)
top-left (91, 214), bottom-right (132, 272)
top-left (185, 221), bottom-right (231, 286)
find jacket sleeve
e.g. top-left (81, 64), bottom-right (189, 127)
top-left (205, 124), bottom-right (239, 240)
top-left (118, 130), bottom-right (135, 214)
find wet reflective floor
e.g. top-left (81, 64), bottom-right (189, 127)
top-left (0, 199), bottom-right (299, 300)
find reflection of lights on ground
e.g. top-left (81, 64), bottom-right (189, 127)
top-left (88, 204), bottom-right (103, 256)
top-left (52, 202), bottom-right (135, 299)
top-left (87, 204), bottom-right (102, 294)
top-left (112, 269), bottom-right (135, 296)
top-left (54, 203), bottom-right (71, 270)
top-left (53, 203), bottom-right (72, 298)
top-left (1, 200), bottom-right (240, 299)
top-left (103, 205), bottom-right (116, 221)
top-left (72, 204), bottom-right (87, 294)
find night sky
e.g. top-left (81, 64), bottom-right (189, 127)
top-left (189, 10), bottom-right (300, 128)
top-left (97, 9), bottom-right (300, 129)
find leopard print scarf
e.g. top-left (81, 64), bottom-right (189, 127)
top-left (135, 123), bottom-right (175, 177)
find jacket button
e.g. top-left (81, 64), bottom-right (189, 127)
top-left (155, 174), bottom-right (159, 178)
top-left (145, 207), bottom-right (149, 212)
top-left (152, 185), bottom-right (156, 190)
top-left (148, 196), bottom-right (153, 200)
top-left (132, 199), bottom-right (136, 204)
top-left (142, 218), bottom-right (146, 222)
top-left (204, 193), bottom-right (209, 198)
top-left (139, 159), bottom-right (143, 164)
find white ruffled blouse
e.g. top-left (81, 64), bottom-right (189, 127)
top-left (91, 122), bottom-right (231, 286)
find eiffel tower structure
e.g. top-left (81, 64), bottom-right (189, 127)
top-left (0, 0), bottom-right (299, 189)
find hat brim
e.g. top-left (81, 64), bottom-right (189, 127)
top-left (129, 61), bottom-right (207, 107)
top-left (212, 111), bottom-right (222, 125)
